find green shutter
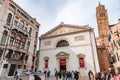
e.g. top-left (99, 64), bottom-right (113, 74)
top-left (34, 47), bottom-right (36, 53)
top-left (0, 33), bottom-right (7, 44)
top-left (6, 14), bottom-right (12, 23)
top-left (118, 40), bottom-right (120, 47)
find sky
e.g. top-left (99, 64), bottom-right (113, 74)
top-left (14, 0), bottom-right (120, 37)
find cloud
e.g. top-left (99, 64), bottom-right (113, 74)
top-left (14, 0), bottom-right (120, 37)
top-left (55, 0), bottom-right (98, 36)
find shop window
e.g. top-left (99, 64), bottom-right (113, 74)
top-left (6, 13), bottom-right (12, 24)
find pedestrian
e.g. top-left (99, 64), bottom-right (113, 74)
top-left (110, 74), bottom-right (116, 80)
top-left (58, 71), bottom-right (62, 80)
top-left (55, 70), bottom-right (58, 80)
top-left (75, 70), bottom-right (79, 80)
top-left (47, 70), bottom-right (50, 79)
top-left (62, 70), bottom-right (66, 80)
top-left (95, 72), bottom-right (99, 80)
top-left (105, 71), bottom-right (110, 80)
top-left (14, 70), bottom-right (20, 80)
top-left (118, 74), bottom-right (120, 80)
top-left (34, 74), bottom-right (41, 80)
top-left (44, 70), bottom-right (47, 78)
top-left (71, 70), bottom-right (75, 80)
top-left (88, 70), bottom-right (95, 80)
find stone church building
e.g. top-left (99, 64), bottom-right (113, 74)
top-left (38, 22), bottom-right (100, 78)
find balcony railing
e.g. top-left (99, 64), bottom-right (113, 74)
top-left (12, 23), bottom-right (29, 36)
top-left (6, 44), bottom-right (28, 53)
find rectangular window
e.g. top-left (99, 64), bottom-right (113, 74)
top-left (0, 49), bottom-right (3, 57)
top-left (60, 59), bottom-right (66, 66)
top-left (18, 65), bottom-right (22, 69)
top-left (9, 37), bottom-right (14, 45)
top-left (79, 58), bottom-right (85, 67)
top-left (45, 60), bottom-right (48, 68)
top-left (35, 32), bottom-right (38, 39)
top-left (3, 64), bottom-right (8, 68)
top-left (21, 42), bottom-right (25, 49)
top-left (15, 40), bottom-right (21, 48)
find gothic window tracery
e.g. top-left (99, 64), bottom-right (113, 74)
top-left (15, 35), bottom-right (21, 48)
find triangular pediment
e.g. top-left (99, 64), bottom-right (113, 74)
top-left (40, 23), bottom-right (92, 39)
top-left (56, 51), bottom-right (69, 59)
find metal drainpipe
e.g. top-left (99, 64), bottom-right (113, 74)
top-left (37, 38), bottom-right (41, 70)
top-left (89, 29), bottom-right (97, 73)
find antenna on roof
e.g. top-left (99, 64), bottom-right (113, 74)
top-left (98, 1), bottom-right (101, 5)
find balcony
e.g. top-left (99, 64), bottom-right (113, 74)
top-left (12, 23), bottom-right (29, 36)
top-left (7, 58), bottom-right (24, 65)
top-left (6, 44), bottom-right (28, 53)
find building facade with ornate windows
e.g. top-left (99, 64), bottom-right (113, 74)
top-left (0, 0), bottom-right (40, 78)
top-left (38, 22), bottom-right (100, 79)
top-left (108, 20), bottom-right (120, 73)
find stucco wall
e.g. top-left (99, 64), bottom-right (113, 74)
top-left (39, 31), bottom-right (100, 76)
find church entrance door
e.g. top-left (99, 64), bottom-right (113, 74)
top-left (60, 59), bottom-right (66, 71)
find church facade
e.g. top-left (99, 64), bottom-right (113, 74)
top-left (38, 22), bottom-right (100, 77)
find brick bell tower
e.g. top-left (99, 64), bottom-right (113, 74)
top-left (96, 3), bottom-right (110, 71)
top-left (96, 2), bottom-right (109, 37)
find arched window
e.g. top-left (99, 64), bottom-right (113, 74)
top-left (15, 35), bottom-right (21, 48)
top-left (21, 38), bottom-right (26, 49)
top-left (0, 30), bottom-right (8, 44)
top-left (27, 41), bottom-right (30, 51)
top-left (19, 20), bottom-right (24, 28)
top-left (56, 40), bottom-right (69, 47)
top-left (6, 13), bottom-right (12, 24)
top-left (35, 32), bottom-right (38, 39)
top-left (34, 44), bottom-right (36, 53)
top-left (29, 28), bottom-right (32, 36)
